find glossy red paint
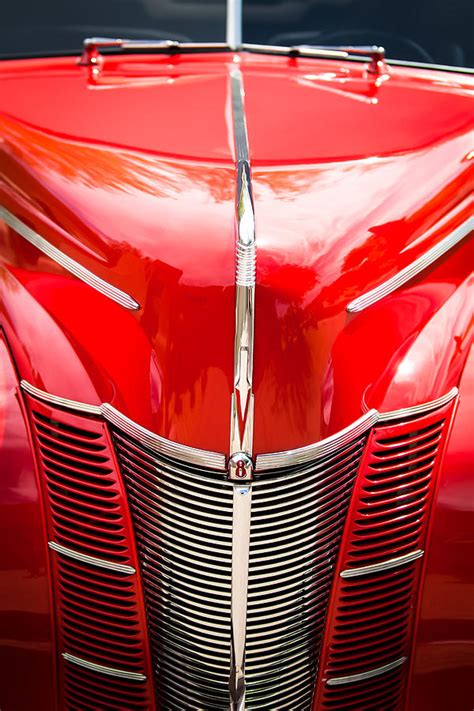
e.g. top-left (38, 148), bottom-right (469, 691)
top-left (0, 334), bottom-right (56, 711)
top-left (0, 49), bottom-right (473, 709)
top-left (0, 53), bottom-right (472, 456)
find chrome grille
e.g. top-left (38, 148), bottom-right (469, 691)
top-left (113, 431), bottom-right (233, 710)
top-left (113, 429), bottom-right (368, 709)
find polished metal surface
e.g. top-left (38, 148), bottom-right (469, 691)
top-left (255, 410), bottom-right (378, 471)
top-left (229, 67), bottom-right (256, 711)
top-left (21, 380), bottom-right (227, 471)
top-left (256, 387), bottom-right (458, 470)
top-left (226, 0), bottom-right (242, 49)
top-left (241, 43), bottom-right (386, 73)
top-left (113, 419), bottom-right (369, 710)
top-left (112, 430), bottom-right (234, 710)
top-left (63, 652), bottom-right (147, 681)
top-left (380, 387), bottom-right (458, 422)
top-left (21, 380), bottom-right (102, 415)
top-left (347, 216), bottom-right (473, 313)
top-left (326, 656), bottom-right (407, 686)
top-left (340, 549), bottom-right (424, 579)
top-left (48, 541), bottom-right (136, 574)
top-left (0, 206), bottom-right (140, 310)
top-left (80, 37), bottom-right (230, 65)
top-left (102, 403), bottom-right (227, 470)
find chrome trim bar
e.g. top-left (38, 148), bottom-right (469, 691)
top-left (242, 43), bottom-right (386, 74)
top-left (226, 0), bottom-right (242, 50)
top-left (326, 656), bottom-right (407, 686)
top-left (48, 541), bottom-right (136, 574)
top-left (379, 387), bottom-right (458, 422)
top-left (255, 410), bottom-right (378, 471)
top-left (63, 652), bottom-right (147, 681)
top-left (255, 387), bottom-right (458, 470)
top-left (0, 206), bottom-right (140, 310)
top-left (80, 37), bottom-right (229, 65)
top-left (228, 68), bottom-right (255, 711)
top-left (347, 216), bottom-right (473, 313)
top-left (21, 381), bottom-right (102, 416)
top-left (21, 380), bottom-right (227, 471)
top-left (340, 549), bottom-right (424, 579)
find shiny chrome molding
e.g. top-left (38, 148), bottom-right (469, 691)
top-left (226, 0), bottom-right (242, 49)
top-left (21, 380), bottom-right (226, 471)
top-left (380, 387), bottom-right (458, 422)
top-left (256, 387), bottom-right (458, 471)
top-left (48, 541), bottom-right (136, 574)
top-left (255, 410), bottom-right (378, 471)
top-left (101, 403), bottom-right (226, 470)
top-left (347, 216), bottom-right (473, 313)
top-left (326, 657), bottom-right (407, 686)
top-left (63, 652), bottom-right (147, 681)
top-left (80, 37), bottom-right (229, 65)
top-left (21, 381), bottom-right (102, 416)
top-left (228, 67), bottom-right (255, 711)
top-left (340, 549), bottom-right (424, 579)
top-left (0, 206), bottom-right (140, 310)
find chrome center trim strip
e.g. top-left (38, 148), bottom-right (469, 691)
top-left (347, 216), bottom-right (473, 313)
top-left (326, 656), bottom-right (407, 686)
top-left (255, 410), bottom-right (379, 471)
top-left (0, 206), bottom-right (140, 310)
top-left (63, 652), bottom-right (147, 681)
top-left (48, 541), bottom-right (136, 574)
top-left (228, 67), bottom-right (255, 711)
top-left (340, 549), bottom-right (424, 579)
top-left (379, 387), bottom-right (458, 422)
top-left (256, 387), bottom-right (458, 471)
top-left (21, 380), bottom-right (226, 471)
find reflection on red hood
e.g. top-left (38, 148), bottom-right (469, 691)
top-left (0, 52), bottom-right (472, 454)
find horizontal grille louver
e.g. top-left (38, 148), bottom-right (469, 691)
top-left (314, 399), bottom-right (456, 711)
top-left (113, 430), bottom-right (369, 710)
top-left (26, 399), bottom-right (155, 710)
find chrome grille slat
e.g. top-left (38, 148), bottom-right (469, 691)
top-left (112, 426), bottom-right (368, 709)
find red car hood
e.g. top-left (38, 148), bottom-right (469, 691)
top-left (0, 52), bottom-right (472, 454)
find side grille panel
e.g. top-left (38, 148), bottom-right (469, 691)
top-left (25, 398), bottom-right (155, 710)
top-left (314, 399), bottom-right (457, 711)
top-left (114, 430), bottom-right (369, 710)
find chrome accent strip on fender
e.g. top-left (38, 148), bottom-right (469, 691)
top-left (101, 403), bottom-right (226, 470)
top-left (0, 206), bottom-right (140, 310)
top-left (20, 381), bottom-right (102, 416)
top-left (256, 387), bottom-right (458, 471)
top-left (21, 380), bottom-right (227, 471)
top-left (379, 387), bottom-right (458, 422)
top-left (255, 410), bottom-right (379, 471)
top-left (48, 541), bottom-right (136, 574)
top-left (347, 217), bottom-right (473, 313)
top-left (340, 549), bottom-right (424, 579)
top-left (63, 652), bottom-right (147, 681)
top-left (326, 657), bottom-right (407, 686)
top-left (228, 67), bottom-right (255, 711)
top-left (226, 0), bottom-right (242, 49)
